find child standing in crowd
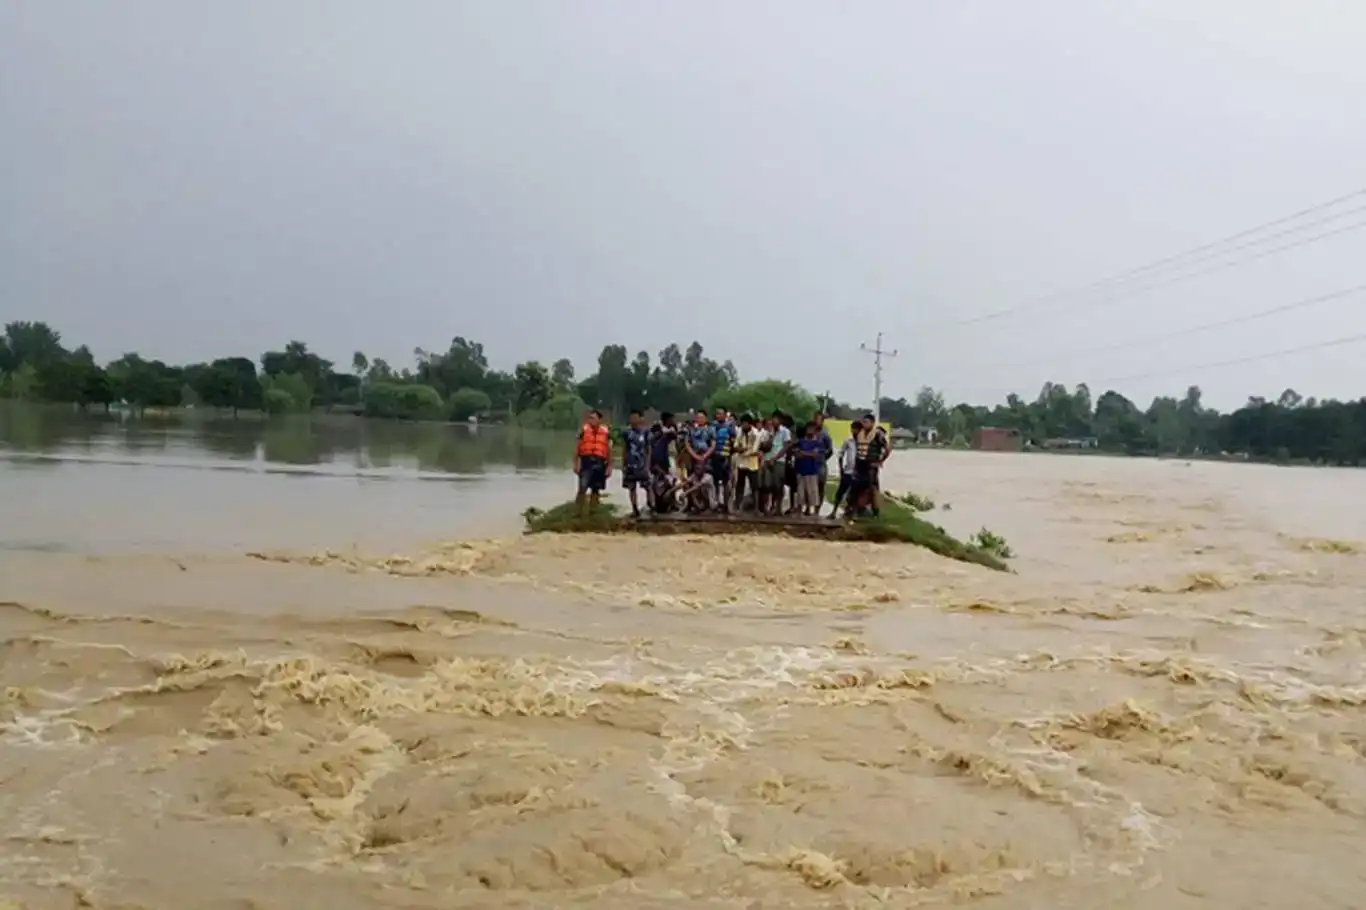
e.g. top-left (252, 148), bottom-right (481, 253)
top-left (794, 422), bottom-right (824, 515)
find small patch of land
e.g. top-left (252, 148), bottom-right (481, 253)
top-left (522, 492), bottom-right (1008, 572)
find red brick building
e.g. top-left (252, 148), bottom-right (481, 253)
top-left (972, 426), bottom-right (1021, 452)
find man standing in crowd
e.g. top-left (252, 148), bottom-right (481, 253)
top-left (620, 409), bottom-right (651, 519)
top-left (573, 409), bottom-right (611, 517)
top-left (828, 430), bottom-right (859, 518)
top-left (852, 413), bottom-right (891, 516)
top-left (793, 421), bottom-right (824, 516)
top-left (645, 411), bottom-right (676, 477)
top-left (686, 409), bottom-right (716, 487)
top-left (710, 407), bottom-right (736, 511)
top-left (762, 410), bottom-right (792, 515)
top-left (812, 411), bottom-right (834, 500)
top-left (731, 413), bottom-right (762, 511)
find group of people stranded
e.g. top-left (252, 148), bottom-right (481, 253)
top-left (573, 408), bottom-right (891, 520)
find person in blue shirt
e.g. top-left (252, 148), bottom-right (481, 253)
top-left (710, 407), bottom-right (737, 511)
top-left (812, 411), bottom-right (834, 496)
top-left (793, 422), bottom-right (824, 516)
top-left (686, 411), bottom-right (716, 482)
top-left (620, 409), bottom-right (651, 518)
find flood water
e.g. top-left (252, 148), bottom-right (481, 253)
top-left (0, 406), bottom-right (573, 551)
top-left (3, 403), bottom-right (1366, 909)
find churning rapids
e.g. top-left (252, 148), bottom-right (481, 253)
top-left (3, 451), bottom-right (1365, 909)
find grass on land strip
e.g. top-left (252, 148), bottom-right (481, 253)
top-left (522, 487), bottom-right (1008, 572)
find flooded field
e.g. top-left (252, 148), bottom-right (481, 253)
top-left (3, 410), bottom-right (1366, 908)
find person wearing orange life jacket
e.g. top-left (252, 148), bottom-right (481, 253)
top-left (574, 409), bottom-right (612, 516)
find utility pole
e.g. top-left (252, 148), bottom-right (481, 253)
top-left (858, 332), bottom-right (897, 425)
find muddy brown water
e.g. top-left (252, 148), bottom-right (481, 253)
top-left (3, 410), bottom-right (1366, 908)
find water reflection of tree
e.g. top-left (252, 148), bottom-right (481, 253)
top-left (0, 403), bottom-right (121, 452)
top-left (1, 405), bottom-right (577, 476)
top-left (195, 418), bottom-right (261, 461)
top-left (262, 417), bottom-right (338, 465)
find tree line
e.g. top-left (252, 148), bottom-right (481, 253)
top-left (3, 320), bottom-right (1364, 463)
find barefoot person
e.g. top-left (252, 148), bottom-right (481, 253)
top-left (574, 409), bottom-right (611, 516)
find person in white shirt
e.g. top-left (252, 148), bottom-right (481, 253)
top-left (827, 434), bottom-right (859, 518)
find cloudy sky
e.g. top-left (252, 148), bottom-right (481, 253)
top-left (3, 1), bottom-right (1364, 411)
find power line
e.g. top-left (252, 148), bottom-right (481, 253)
top-left (940, 217), bottom-right (1366, 330)
top-left (918, 184), bottom-right (1366, 332)
top-left (1094, 332), bottom-right (1366, 386)
top-left (1096, 202), bottom-right (1366, 282)
top-left (991, 283), bottom-right (1366, 371)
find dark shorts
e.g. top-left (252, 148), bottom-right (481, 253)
top-left (577, 456), bottom-right (607, 494)
top-left (709, 455), bottom-right (730, 483)
top-left (622, 466), bottom-right (650, 490)
top-left (853, 459), bottom-right (880, 489)
top-left (784, 462), bottom-right (797, 489)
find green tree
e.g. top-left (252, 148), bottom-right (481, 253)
top-left (196, 358), bottom-right (263, 415)
top-left (595, 344), bottom-right (629, 417)
top-left (513, 361), bottom-right (552, 412)
top-left (261, 340), bottom-right (331, 398)
top-left (261, 372), bottom-right (313, 413)
top-left (448, 387), bottom-right (493, 421)
top-left (551, 358), bottom-right (576, 391)
top-left (708, 379), bottom-right (818, 420)
top-left (362, 381), bottom-right (444, 420)
top-left (4, 321), bottom-right (65, 369)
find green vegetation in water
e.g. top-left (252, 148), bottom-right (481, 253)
top-left (522, 492), bottom-right (1007, 572)
top-left (522, 501), bottom-right (625, 534)
top-left (893, 491), bottom-right (936, 512)
top-left (827, 487), bottom-right (1006, 571)
top-left (968, 527), bottom-right (1015, 560)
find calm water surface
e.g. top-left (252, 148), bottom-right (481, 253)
top-left (0, 405), bottom-right (575, 553)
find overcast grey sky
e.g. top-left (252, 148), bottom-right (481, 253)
top-left (3, 1), bottom-right (1364, 411)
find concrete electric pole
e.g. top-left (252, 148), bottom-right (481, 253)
top-left (858, 332), bottom-right (897, 425)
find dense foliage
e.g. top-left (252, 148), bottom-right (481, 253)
top-left (875, 383), bottom-right (1366, 464)
top-left (3, 320), bottom-right (1363, 463)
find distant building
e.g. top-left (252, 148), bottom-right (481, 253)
top-left (972, 426), bottom-right (1021, 452)
top-left (913, 425), bottom-right (938, 445)
top-left (890, 427), bottom-right (916, 449)
top-left (1042, 436), bottom-right (1099, 450)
